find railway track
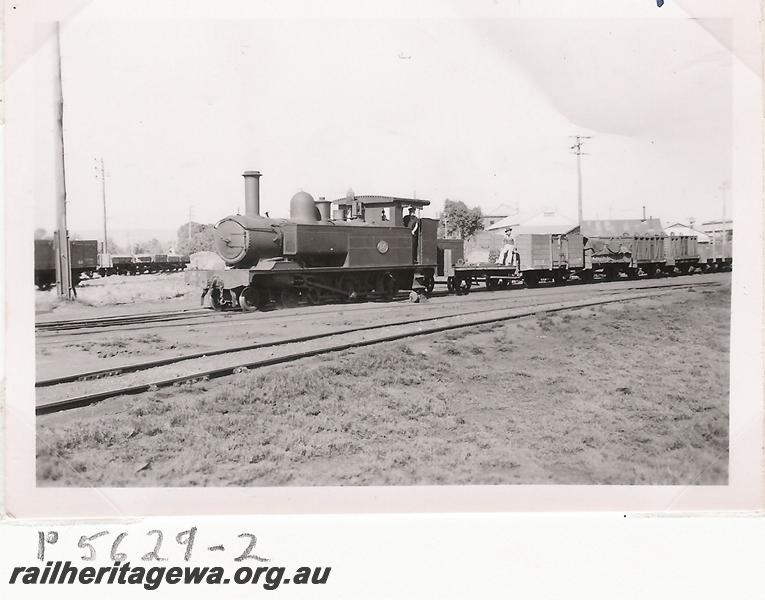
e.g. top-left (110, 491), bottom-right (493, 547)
top-left (35, 274), bottom-right (720, 337)
top-left (33, 284), bottom-right (641, 387)
top-left (36, 280), bottom-right (720, 415)
top-left (36, 279), bottom-right (719, 381)
top-left (35, 308), bottom-right (210, 332)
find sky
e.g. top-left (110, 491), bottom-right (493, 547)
top-left (28, 11), bottom-right (735, 245)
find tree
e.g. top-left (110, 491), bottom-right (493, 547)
top-left (106, 239), bottom-right (127, 254)
top-left (438, 199), bottom-right (484, 239)
top-left (133, 238), bottom-right (165, 255)
top-left (175, 222), bottom-right (217, 255)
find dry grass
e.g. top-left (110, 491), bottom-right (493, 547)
top-left (37, 285), bottom-right (730, 486)
top-left (63, 333), bottom-right (197, 359)
top-left (36, 273), bottom-right (194, 313)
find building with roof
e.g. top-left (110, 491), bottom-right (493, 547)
top-left (486, 214), bottom-right (521, 231)
top-left (512, 211), bottom-right (579, 235)
top-left (699, 219), bottom-right (733, 234)
top-left (480, 203), bottom-right (519, 230)
top-left (468, 210), bottom-right (579, 263)
top-left (580, 218), bottom-right (663, 237)
top-left (664, 222), bottom-right (710, 243)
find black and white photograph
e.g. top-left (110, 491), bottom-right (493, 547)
top-left (4, 0), bottom-right (762, 515)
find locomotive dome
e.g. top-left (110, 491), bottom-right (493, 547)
top-left (290, 191), bottom-right (322, 223)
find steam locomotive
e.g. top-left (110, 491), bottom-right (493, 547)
top-left (194, 171), bottom-right (439, 310)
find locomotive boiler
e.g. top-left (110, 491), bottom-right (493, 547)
top-left (193, 171), bottom-right (439, 310)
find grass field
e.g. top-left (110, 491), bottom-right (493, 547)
top-left (37, 284), bottom-right (730, 486)
top-left (36, 273), bottom-right (196, 315)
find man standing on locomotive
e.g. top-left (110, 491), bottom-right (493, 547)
top-left (403, 206), bottom-right (420, 263)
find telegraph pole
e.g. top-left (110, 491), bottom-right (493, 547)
top-left (570, 135), bottom-right (592, 227)
top-left (720, 180), bottom-right (729, 257)
top-left (95, 157), bottom-right (108, 253)
top-left (54, 22), bottom-right (73, 299)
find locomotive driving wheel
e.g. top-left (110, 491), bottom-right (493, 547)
top-left (376, 273), bottom-right (397, 301)
top-left (338, 277), bottom-right (359, 302)
top-left (239, 286), bottom-right (262, 312)
top-left (280, 288), bottom-right (300, 308)
top-left (209, 287), bottom-right (223, 311)
top-left (423, 273), bottom-right (435, 296)
top-left (304, 287), bottom-right (323, 305)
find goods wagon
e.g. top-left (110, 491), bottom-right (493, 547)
top-left (515, 233), bottom-right (585, 286)
top-left (697, 230), bottom-right (732, 271)
top-left (133, 254), bottom-right (156, 274)
top-left (97, 254), bottom-right (136, 276)
top-left (442, 233), bottom-right (586, 292)
top-left (34, 238), bottom-right (99, 290)
top-left (664, 235), bottom-right (699, 274)
top-left (586, 234), bottom-right (666, 279)
top-left (96, 253), bottom-right (190, 276)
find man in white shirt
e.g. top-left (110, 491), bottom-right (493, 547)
top-left (496, 228), bottom-right (517, 267)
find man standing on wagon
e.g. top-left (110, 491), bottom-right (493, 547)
top-left (496, 228), bottom-right (517, 267)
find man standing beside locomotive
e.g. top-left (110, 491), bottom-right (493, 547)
top-left (403, 206), bottom-right (420, 263)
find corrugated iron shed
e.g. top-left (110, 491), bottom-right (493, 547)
top-left (699, 219), bottom-right (733, 233)
top-left (664, 223), bottom-right (710, 243)
top-left (512, 211), bottom-right (580, 235)
top-left (486, 214), bottom-right (522, 231)
top-left (581, 218), bottom-right (663, 237)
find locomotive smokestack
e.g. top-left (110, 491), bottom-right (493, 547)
top-left (243, 171), bottom-right (262, 217)
top-left (316, 197), bottom-right (331, 220)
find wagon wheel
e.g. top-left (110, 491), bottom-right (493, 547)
top-left (485, 276), bottom-right (496, 290)
top-left (446, 276), bottom-right (455, 293)
top-left (280, 288), bottom-right (300, 308)
top-left (239, 286), bottom-right (262, 312)
top-left (455, 276), bottom-right (471, 295)
top-left (376, 273), bottom-right (396, 301)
